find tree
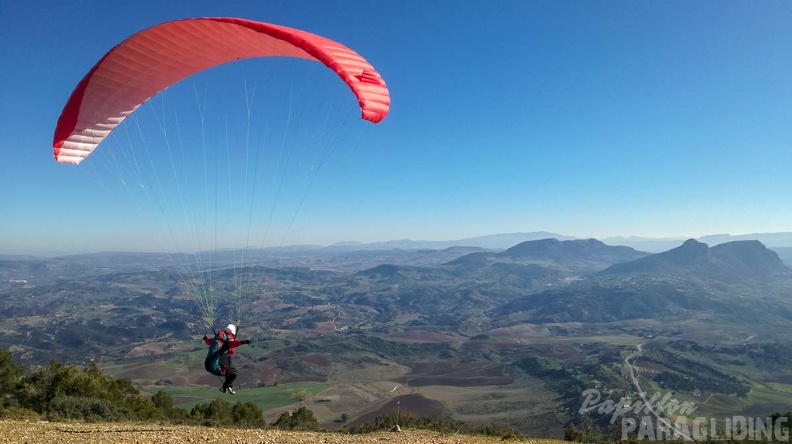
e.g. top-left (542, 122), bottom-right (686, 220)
top-left (150, 391), bottom-right (188, 422)
top-left (14, 359), bottom-right (162, 421)
top-left (190, 398), bottom-right (233, 427)
top-left (151, 390), bottom-right (174, 411)
top-left (231, 402), bottom-right (265, 427)
top-left (15, 360), bottom-right (78, 410)
top-left (125, 394), bottom-right (158, 420)
top-left (0, 349), bottom-right (22, 406)
top-left (272, 406), bottom-right (319, 430)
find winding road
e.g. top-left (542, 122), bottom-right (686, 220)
top-left (624, 343), bottom-right (692, 441)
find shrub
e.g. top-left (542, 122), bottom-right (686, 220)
top-left (125, 394), bottom-right (159, 420)
top-left (151, 390), bottom-right (174, 411)
top-left (231, 402), bottom-right (265, 428)
top-left (191, 398), bottom-right (234, 427)
top-left (151, 390), bottom-right (188, 422)
top-left (0, 406), bottom-right (39, 420)
top-left (272, 406), bottom-right (319, 430)
top-left (47, 396), bottom-right (122, 422)
top-left (346, 412), bottom-right (525, 440)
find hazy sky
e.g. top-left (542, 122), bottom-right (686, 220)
top-left (2, 1), bottom-right (792, 255)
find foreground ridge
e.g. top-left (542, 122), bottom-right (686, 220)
top-left (0, 420), bottom-right (568, 444)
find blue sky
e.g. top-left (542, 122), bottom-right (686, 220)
top-left (2, 1), bottom-right (792, 255)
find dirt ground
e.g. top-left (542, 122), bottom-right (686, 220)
top-left (0, 420), bottom-right (567, 444)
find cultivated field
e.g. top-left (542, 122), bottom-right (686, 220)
top-left (141, 383), bottom-right (331, 412)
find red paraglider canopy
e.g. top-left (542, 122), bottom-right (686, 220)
top-left (53, 17), bottom-right (391, 165)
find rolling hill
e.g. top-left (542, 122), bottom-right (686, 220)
top-left (2, 237), bottom-right (792, 436)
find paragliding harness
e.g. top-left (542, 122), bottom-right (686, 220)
top-left (204, 330), bottom-right (230, 377)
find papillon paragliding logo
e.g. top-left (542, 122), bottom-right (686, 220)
top-left (52, 17), bottom-right (391, 331)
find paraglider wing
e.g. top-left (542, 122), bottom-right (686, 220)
top-left (53, 17), bottom-right (390, 165)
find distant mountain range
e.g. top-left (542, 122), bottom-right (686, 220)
top-left (447, 238), bottom-right (649, 275)
top-left (328, 231), bottom-right (792, 253)
top-left (601, 232), bottom-right (792, 252)
top-left (328, 232), bottom-right (578, 251)
top-left (601, 239), bottom-right (790, 280)
top-left (7, 231), bottom-right (792, 266)
top-left (494, 238), bottom-right (792, 325)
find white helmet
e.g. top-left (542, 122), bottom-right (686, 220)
top-left (225, 324), bottom-right (236, 336)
